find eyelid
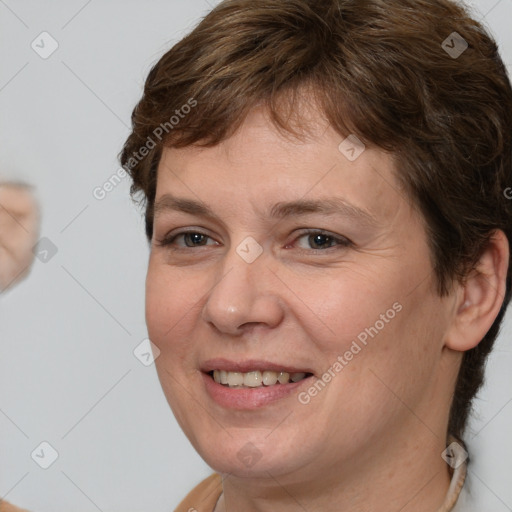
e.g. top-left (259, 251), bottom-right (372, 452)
top-left (154, 227), bottom-right (352, 252)
top-left (290, 229), bottom-right (352, 252)
top-left (154, 228), bottom-right (214, 248)
top-left (293, 228), bottom-right (352, 243)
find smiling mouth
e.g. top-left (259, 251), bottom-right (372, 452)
top-left (208, 370), bottom-right (314, 388)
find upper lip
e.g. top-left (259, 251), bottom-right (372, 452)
top-left (201, 358), bottom-right (314, 375)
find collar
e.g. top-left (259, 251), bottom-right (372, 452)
top-left (437, 436), bottom-right (468, 512)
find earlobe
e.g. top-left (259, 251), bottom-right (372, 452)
top-left (445, 229), bottom-right (509, 352)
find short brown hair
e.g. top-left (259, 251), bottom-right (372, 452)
top-left (120, 0), bottom-right (512, 441)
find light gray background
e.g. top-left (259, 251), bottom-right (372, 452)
top-left (0, 1), bottom-right (511, 511)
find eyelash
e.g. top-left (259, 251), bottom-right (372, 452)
top-left (154, 229), bottom-right (352, 254)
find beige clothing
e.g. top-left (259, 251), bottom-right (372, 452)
top-left (175, 473), bottom-right (224, 512)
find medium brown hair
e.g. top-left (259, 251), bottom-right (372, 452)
top-left (120, 0), bottom-right (512, 441)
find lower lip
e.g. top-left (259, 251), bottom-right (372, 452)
top-left (202, 372), bottom-right (313, 409)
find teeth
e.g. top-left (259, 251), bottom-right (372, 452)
top-left (243, 371), bottom-right (262, 387)
top-left (277, 371), bottom-right (290, 384)
top-left (262, 370), bottom-right (278, 386)
top-left (212, 370), bottom-right (309, 387)
top-left (227, 372), bottom-right (244, 387)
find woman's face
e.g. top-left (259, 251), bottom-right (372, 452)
top-left (146, 107), bottom-right (457, 484)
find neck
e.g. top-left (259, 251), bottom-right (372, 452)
top-left (214, 426), bottom-right (452, 512)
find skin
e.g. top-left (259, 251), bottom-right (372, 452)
top-left (0, 183), bottom-right (38, 511)
top-left (146, 105), bottom-right (508, 512)
top-left (0, 184), bottom-right (39, 292)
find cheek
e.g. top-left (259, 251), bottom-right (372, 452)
top-left (145, 272), bottom-right (169, 342)
top-left (145, 263), bottom-right (200, 341)
top-left (328, 290), bottom-right (445, 428)
top-left (145, 267), bottom-right (192, 379)
top-left (145, 267), bottom-right (202, 424)
top-left (302, 271), bottom-right (435, 401)
top-left (296, 270), bottom-right (405, 353)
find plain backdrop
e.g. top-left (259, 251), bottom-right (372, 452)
top-left (0, 1), bottom-right (511, 511)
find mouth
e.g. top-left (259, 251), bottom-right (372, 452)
top-left (200, 359), bottom-right (316, 408)
top-left (207, 369), bottom-right (314, 388)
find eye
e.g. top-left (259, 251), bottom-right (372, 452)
top-left (290, 230), bottom-right (352, 252)
top-left (154, 229), bottom-right (352, 253)
top-left (155, 230), bottom-right (218, 249)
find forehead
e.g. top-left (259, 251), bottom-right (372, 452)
top-left (155, 108), bottom-right (410, 228)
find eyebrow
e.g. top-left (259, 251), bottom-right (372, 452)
top-left (153, 194), bottom-right (381, 228)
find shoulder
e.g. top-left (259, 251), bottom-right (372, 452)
top-left (174, 473), bottom-right (223, 512)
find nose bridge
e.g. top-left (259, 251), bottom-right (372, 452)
top-left (201, 236), bottom-right (283, 334)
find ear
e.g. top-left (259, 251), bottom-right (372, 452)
top-left (445, 229), bottom-right (509, 351)
top-left (0, 183), bottom-right (40, 292)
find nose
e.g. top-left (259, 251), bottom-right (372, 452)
top-left (201, 241), bottom-right (285, 336)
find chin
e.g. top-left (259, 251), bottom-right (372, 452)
top-left (193, 434), bottom-right (304, 479)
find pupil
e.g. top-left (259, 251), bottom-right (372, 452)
top-left (311, 234), bottom-right (330, 249)
top-left (187, 233), bottom-right (205, 246)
